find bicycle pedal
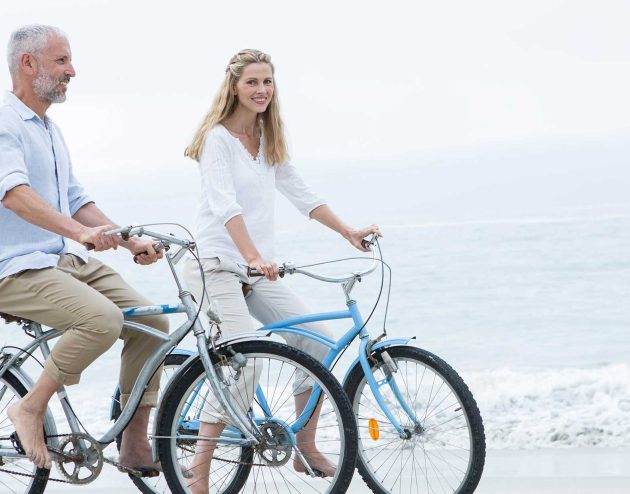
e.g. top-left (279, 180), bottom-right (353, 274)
top-left (10, 432), bottom-right (25, 455)
top-left (117, 463), bottom-right (160, 478)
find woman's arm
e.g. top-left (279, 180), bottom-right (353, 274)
top-left (309, 204), bottom-right (381, 252)
top-left (225, 215), bottom-right (279, 280)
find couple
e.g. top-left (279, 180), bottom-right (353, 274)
top-left (0, 24), bottom-right (380, 493)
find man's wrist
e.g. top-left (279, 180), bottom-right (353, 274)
top-left (69, 222), bottom-right (89, 244)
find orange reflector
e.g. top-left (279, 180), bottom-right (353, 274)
top-left (368, 418), bottom-right (380, 440)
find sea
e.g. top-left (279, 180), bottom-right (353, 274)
top-left (2, 160), bottom-right (630, 451)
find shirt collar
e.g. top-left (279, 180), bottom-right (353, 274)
top-left (3, 91), bottom-right (43, 122)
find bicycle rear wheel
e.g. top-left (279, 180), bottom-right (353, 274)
top-left (344, 345), bottom-right (485, 494)
top-left (157, 340), bottom-right (357, 494)
top-left (0, 371), bottom-right (51, 494)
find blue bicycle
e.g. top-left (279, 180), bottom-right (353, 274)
top-left (247, 235), bottom-right (486, 494)
top-left (110, 233), bottom-right (485, 494)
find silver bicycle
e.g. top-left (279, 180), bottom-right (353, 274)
top-left (0, 225), bottom-right (358, 494)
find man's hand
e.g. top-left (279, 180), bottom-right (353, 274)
top-left (126, 237), bottom-right (163, 265)
top-left (78, 225), bottom-right (121, 251)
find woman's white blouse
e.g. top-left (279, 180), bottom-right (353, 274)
top-left (194, 125), bottom-right (325, 264)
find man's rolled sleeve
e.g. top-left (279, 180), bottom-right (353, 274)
top-left (67, 165), bottom-right (92, 215)
top-left (0, 127), bottom-right (30, 201)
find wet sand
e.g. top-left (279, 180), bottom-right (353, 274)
top-left (46, 447), bottom-right (630, 493)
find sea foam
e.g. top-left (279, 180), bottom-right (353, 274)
top-left (468, 364), bottom-right (630, 448)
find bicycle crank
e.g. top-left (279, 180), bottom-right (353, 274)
top-left (53, 432), bottom-right (103, 484)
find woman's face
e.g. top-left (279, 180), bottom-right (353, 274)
top-left (234, 62), bottom-right (274, 114)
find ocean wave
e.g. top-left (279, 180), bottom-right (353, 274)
top-left (468, 364), bottom-right (630, 449)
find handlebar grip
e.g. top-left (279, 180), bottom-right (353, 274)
top-left (247, 266), bottom-right (285, 278)
top-left (361, 232), bottom-right (379, 251)
top-left (133, 243), bottom-right (170, 263)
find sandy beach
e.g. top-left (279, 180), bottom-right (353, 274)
top-left (40, 447), bottom-right (630, 493)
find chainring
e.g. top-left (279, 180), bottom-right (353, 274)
top-left (257, 422), bottom-right (293, 467)
top-left (54, 432), bottom-right (103, 484)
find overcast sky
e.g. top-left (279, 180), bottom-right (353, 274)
top-left (1, 0), bottom-right (629, 213)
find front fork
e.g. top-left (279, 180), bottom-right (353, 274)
top-left (194, 332), bottom-right (261, 445)
top-left (358, 339), bottom-right (421, 438)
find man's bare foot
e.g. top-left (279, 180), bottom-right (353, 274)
top-left (7, 400), bottom-right (51, 469)
top-left (118, 436), bottom-right (161, 471)
top-left (293, 451), bottom-right (336, 477)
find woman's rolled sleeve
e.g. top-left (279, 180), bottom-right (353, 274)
top-left (275, 161), bottom-right (326, 216)
top-left (200, 133), bottom-right (244, 224)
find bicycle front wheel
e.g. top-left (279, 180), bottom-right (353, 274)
top-left (344, 345), bottom-right (485, 494)
top-left (0, 370), bottom-right (51, 494)
top-left (157, 340), bottom-right (357, 494)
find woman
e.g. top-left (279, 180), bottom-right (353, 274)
top-left (182, 49), bottom-right (380, 493)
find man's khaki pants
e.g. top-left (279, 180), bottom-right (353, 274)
top-left (0, 254), bottom-right (169, 408)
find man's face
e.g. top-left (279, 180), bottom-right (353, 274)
top-left (32, 35), bottom-right (75, 104)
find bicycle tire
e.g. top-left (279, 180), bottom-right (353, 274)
top-left (157, 340), bottom-right (358, 494)
top-left (0, 370), bottom-right (51, 494)
top-left (344, 345), bottom-right (485, 494)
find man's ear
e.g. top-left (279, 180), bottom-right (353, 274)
top-left (20, 53), bottom-right (38, 76)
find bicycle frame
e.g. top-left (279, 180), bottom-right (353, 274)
top-left (0, 239), bottom-right (266, 461)
top-left (255, 281), bottom-right (420, 436)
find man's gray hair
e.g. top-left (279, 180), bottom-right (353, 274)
top-left (7, 24), bottom-right (66, 75)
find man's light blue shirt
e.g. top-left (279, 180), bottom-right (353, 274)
top-left (0, 91), bottom-right (92, 279)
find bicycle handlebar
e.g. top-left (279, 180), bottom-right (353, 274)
top-left (247, 233), bottom-right (380, 283)
top-left (103, 225), bottom-right (195, 248)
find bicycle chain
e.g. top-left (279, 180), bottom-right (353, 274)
top-left (1, 433), bottom-right (270, 483)
top-left (0, 433), bottom-right (81, 484)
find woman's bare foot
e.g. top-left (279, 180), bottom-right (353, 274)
top-left (7, 400), bottom-right (51, 469)
top-left (186, 464), bottom-right (210, 494)
top-left (293, 450), bottom-right (336, 477)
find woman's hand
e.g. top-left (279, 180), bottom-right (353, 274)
top-left (346, 224), bottom-right (382, 252)
top-left (249, 257), bottom-right (280, 281)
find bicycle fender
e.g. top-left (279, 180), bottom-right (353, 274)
top-left (214, 331), bottom-right (273, 347)
top-left (3, 366), bottom-right (59, 447)
top-left (341, 338), bottom-right (415, 387)
top-left (108, 348), bottom-right (195, 421)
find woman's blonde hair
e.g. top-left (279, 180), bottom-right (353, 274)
top-left (185, 49), bottom-right (288, 165)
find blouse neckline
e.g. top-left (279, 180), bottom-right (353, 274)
top-left (218, 124), bottom-right (262, 163)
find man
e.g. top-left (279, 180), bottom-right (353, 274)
top-left (0, 24), bottom-right (168, 473)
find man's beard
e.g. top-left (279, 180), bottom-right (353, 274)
top-left (33, 70), bottom-right (68, 104)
